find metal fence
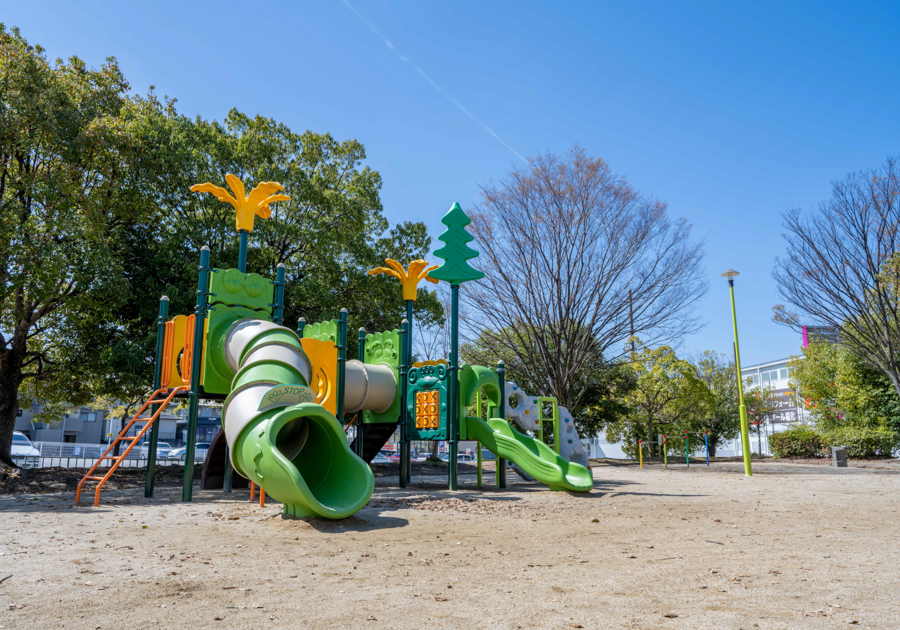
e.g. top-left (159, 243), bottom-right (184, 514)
top-left (12, 441), bottom-right (205, 469)
top-left (11, 455), bottom-right (183, 470)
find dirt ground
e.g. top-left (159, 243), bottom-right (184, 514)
top-left (1, 460), bottom-right (899, 630)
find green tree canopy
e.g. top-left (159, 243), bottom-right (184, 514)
top-left (789, 341), bottom-right (900, 434)
top-left (0, 25), bottom-right (180, 467)
top-left (606, 343), bottom-right (711, 458)
top-left (689, 351), bottom-right (740, 456)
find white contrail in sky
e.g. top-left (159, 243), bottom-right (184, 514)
top-left (340, 0), bottom-right (527, 163)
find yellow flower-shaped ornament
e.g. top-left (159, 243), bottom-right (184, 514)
top-left (190, 174), bottom-right (290, 232)
top-left (368, 259), bottom-right (439, 301)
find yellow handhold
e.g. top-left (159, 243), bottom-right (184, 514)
top-left (368, 259), bottom-right (439, 301)
top-left (190, 173), bottom-right (290, 233)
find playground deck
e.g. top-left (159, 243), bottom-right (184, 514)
top-left (2, 461), bottom-right (899, 628)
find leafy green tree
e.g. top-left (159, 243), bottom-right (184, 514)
top-left (789, 341), bottom-right (900, 434)
top-left (689, 351), bottom-right (740, 456)
top-left (607, 343), bottom-right (711, 457)
top-left (0, 26), bottom-right (178, 469)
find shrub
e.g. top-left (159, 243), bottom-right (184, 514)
top-left (821, 426), bottom-right (900, 458)
top-left (769, 426), bottom-right (825, 458)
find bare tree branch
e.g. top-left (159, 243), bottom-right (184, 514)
top-left (462, 146), bottom-right (707, 409)
top-left (774, 156), bottom-right (900, 396)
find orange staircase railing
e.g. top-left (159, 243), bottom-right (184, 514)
top-left (75, 386), bottom-right (188, 506)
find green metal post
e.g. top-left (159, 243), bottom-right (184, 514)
top-left (238, 229), bottom-right (249, 273)
top-left (356, 328), bottom-right (367, 459)
top-left (183, 246), bottom-right (213, 502)
top-left (475, 390), bottom-right (483, 488)
top-left (496, 360), bottom-right (507, 489)
top-left (335, 308), bottom-right (347, 424)
top-left (728, 278), bottom-right (753, 476)
top-left (448, 285), bottom-right (460, 491)
top-left (144, 296), bottom-right (169, 498)
top-left (297, 317), bottom-right (307, 337)
top-left (399, 318), bottom-right (410, 488)
top-left (405, 300), bottom-right (414, 484)
top-left (336, 309), bottom-right (348, 424)
top-left (272, 263), bottom-right (286, 326)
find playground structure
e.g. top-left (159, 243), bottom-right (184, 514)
top-left (638, 431), bottom-right (711, 469)
top-left (76, 176), bottom-right (594, 517)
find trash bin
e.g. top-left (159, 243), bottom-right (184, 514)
top-left (831, 446), bottom-right (848, 468)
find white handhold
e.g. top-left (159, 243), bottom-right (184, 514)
top-left (504, 381), bottom-right (540, 432)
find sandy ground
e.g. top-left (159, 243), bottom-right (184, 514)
top-left (1, 461), bottom-right (899, 630)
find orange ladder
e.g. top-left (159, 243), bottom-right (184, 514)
top-left (76, 386), bottom-right (188, 506)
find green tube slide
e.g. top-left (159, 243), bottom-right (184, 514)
top-left (220, 318), bottom-right (374, 519)
top-left (466, 416), bottom-right (594, 492)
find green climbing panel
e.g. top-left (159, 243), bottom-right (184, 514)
top-left (406, 362), bottom-right (449, 440)
top-left (362, 330), bottom-right (401, 424)
top-left (202, 268), bottom-right (275, 395)
top-left (302, 319), bottom-right (338, 343)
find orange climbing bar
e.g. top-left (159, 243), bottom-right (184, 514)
top-left (76, 386), bottom-right (188, 507)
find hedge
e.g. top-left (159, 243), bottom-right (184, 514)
top-left (769, 426), bottom-right (824, 458)
top-left (822, 427), bottom-right (900, 458)
top-left (770, 425), bottom-right (900, 459)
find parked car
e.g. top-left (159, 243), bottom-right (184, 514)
top-left (440, 453), bottom-right (476, 463)
top-left (371, 452), bottom-right (392, 463)
top-left (11, 431), bottom-right (40, 468)
top-left (168, 442), bottom-right (211, 462)
top-left (139, 442), bottom-right (172, 460)
top-left (378, 449), bottom-right (400, 462)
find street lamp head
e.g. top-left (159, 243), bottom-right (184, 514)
top-left (721, 269), bottom-right (740, 279)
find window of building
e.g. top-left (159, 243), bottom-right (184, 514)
top-left (746, 374), bottom-right (758, 384)
top-left (780, 368), bottom-right (788, 379)
top-left (85, 412), bottom-right (97, 422)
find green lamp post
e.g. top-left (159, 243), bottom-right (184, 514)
top-left (722, 269), bottom-right (752, 477)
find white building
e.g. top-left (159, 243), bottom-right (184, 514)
top-left (734, 357), bottom-right (808, 456)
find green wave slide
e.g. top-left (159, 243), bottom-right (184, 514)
top-left (219, 318), bottom-right (374, 519)
top-left (459, 365), bottom-right (593, 493)
top-left (466, 416), bottom-right (594, 492)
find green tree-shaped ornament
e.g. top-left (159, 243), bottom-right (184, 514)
top-left (430, 203), bottom-right (485, 284)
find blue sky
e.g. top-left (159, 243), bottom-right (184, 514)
top-left (7, 1), bottom-right (900, 365)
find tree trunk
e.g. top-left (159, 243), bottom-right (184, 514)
top-left (646, 417), bottom-right (655, 458)
top-left (0, 343), bottom-right (26, 471)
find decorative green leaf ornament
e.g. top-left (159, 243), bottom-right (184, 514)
top-left (430, 202), bottom-right (485, 285)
